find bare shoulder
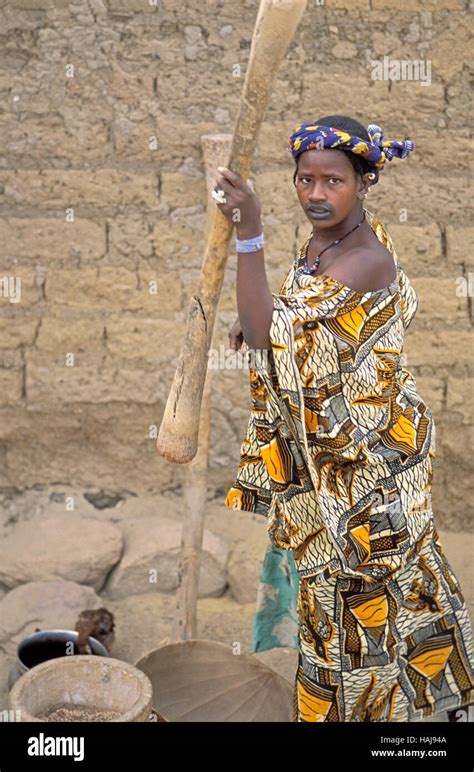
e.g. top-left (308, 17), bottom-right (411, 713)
top-left (324, 245), bottom-right (397, 292)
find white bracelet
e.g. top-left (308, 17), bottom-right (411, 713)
top-left (235, 232), bottom-right (264, 253)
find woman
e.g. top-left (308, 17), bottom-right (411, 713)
top-left (216, 115), bottom-right (474, 722)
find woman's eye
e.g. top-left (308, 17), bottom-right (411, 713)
top-left (299, 177), bottom-right (340, 184)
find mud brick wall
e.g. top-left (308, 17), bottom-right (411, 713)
top-left (0, 0), bottom-right (472, 528)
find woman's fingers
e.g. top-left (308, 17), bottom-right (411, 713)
top-left (218, 167), bottom-right (255, 196)
top-left (229, 317), bottom-right (244, 351)
top-left (213, 175), bottom-right (232, 194)
top-left (231, 335), bottom-right (244, 352)
top-left (213, 168), bottom-right (260, 224)
top-left (212, 173), bottom-right (236, 208)
top-left (217, 166), bottom-right (243, 189)
top-left (228, 328), bottom-right (241, 350)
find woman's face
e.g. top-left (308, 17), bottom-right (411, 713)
top-left (294, 148), bottom-right (370, 228)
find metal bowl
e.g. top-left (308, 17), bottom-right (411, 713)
top-left (8, 628), bottom-right (109, 691)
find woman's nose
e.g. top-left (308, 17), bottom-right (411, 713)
top-left (308, 182), bottom-right (327, 201)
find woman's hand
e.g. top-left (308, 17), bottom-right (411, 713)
top-left (228, 316), bottom-right (245, 352)
top-left (212, 166), bottom-right (262, 236)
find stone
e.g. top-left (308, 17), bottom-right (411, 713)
top-left (406, 330), bottom-right (473, 373)
top-left (0, 217), bottom-right (105, 263)
top-left (446, 377), bottom-right (474, 423)
top-left (104, 515), bottom-right (229, 600)
top-left (227, 541), bottom-right (266, 605)
top-left (0, 317), bottom-right (38, 348)
top-left (1, 170), bottom-right (158, 209)
top-left (386, 222), bottom-right (442, 276)
top-left (36, 316), bottom-right (105, 353)
top-left (0, 579), bottom-right (104, 658)
top-left (446, 226), bottom-right (474, 266)
top-left (25, 350), bottom-right (165, 405)
top-left (0, 369), bottom-right (23, 406)
top-left (332, 42), bottom-right (358, 59)
top-left (45, 267), bottom-right (181, 313)
top-left (0, 516), bottom-right (123, 592)
top-left (412, 277), bottom-right (468, 324)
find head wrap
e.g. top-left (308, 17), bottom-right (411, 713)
top-left (287, 123), bottom-right (414, 185)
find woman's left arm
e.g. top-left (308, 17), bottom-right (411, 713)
top-left (213, 167), bottom-right (274, 351)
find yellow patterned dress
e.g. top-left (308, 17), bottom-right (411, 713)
top-left (225, 208), bottom-right (474, 722)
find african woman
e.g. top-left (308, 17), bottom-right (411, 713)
top-left (216, 114), bottom-right (474, 722)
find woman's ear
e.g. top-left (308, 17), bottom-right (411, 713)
top-left (358, 172), bottom-right (372, 199)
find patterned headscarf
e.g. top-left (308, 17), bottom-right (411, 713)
top-left (287, 123), bottom-right (414, 185)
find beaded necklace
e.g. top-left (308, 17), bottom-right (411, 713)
top-left (298, 208), bottom-right (367, 275)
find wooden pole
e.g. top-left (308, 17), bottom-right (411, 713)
top-left (172, 135), bottom-right (233, 641)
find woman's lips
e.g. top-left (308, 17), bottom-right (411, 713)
top-left (308, 209), bottom-right (332, 218)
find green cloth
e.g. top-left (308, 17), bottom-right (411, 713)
top-left (252, 543), bottom-right (299, 653)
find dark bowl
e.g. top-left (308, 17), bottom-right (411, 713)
top-left (8, 628), bottom-right (109, 691)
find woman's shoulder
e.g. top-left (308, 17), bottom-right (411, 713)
top-left (320, 244), bottom-right (398, 293)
